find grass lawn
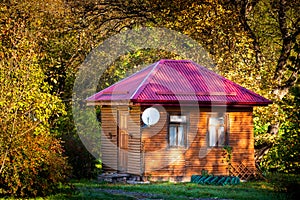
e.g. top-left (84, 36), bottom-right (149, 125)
top-left (45, 179), bottom-right (287, 200)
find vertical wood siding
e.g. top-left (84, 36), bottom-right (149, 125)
top-left (101, 106), bottom-right (142, 175)
top-left (141, 107), bottom-right (255, 178)
top-left (101, 106), bottom-right (118, 172)
top-left (229, 110), bottom-right (255, 171)
top-left (127, 106), bottom-right (142, 175)
top-left (101, 105), bottom-right (255, 179)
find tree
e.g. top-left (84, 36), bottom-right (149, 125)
top-left (71, 0), bottom-right (299, 173)
top-left (0, 0), bottom-right (70, 196)
top-left (0, 0), bottom-right (100, 179)
top-left (232, 0), bottom-right (300, 166)
top-left (2, 0), bottom-right (297, 186)
top-left (261, 86), bottom-right (300, 173)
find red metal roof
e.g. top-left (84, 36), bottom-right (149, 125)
top-left (86, 59), bottom-right (272, 106)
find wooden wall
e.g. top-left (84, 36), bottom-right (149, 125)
top-left (101, 105), bottom-right (142, 175)
top-left (101, 105), bottom-right (255, 180)
top-left (184, 109), bottom-right (228, 177)
top-left (127, 106), bottom-right (142, 175)
top-left (101, 106), bottom-right (118, 172)
top-left (141, 106), bottom-right (255, 179)
top-left (229, 110), bottom-right (255, 171)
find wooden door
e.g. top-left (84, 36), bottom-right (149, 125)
top-left (118, 111), bottom-right (128, 172)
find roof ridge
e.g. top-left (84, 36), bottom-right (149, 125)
top-left (130, 60), bottom-right (161, 99)
top-left (161, 59), bottom-right (191, 63)
top-left (104, 63), bottom-right (152, 89)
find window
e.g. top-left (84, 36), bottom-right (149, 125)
top-left (208, 113), bottom-right (228, 147)
top-left (169, 115), bottom-right (187, 147)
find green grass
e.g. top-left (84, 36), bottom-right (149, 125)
top-left (45, 179), bottom-right (287, 200)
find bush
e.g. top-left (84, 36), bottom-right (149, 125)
top-left (56, 110), bottom-right (101, 179)
top-left (0, 133), bottom-right (71, 197)
top-left (266, 173), bottom-right (300, 200)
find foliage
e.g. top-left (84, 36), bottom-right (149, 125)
top-left (0, 0), bottom-right (70, 197)
top-left (266, 173), bottom-right (300, 200)
top-left (0, 0), bottom-right (100, 180)
top-left (222, 146), bottom-right (233, 174)
top-left (35, 0), bottom-right (103, 179)
top-left (0, 133), bottom-right (70, 197)
top-left (67, 0), bottom-right (300, 175)
top-left (240, 0), bottom-right (300, 172)
top-left (1, 0), bottom-right (299, 191)
top-left (259, 86), bottom-right (300, 173)
top-left (97, 49), bottom-right (183, 91)
top-left (56, 106), bottom-right (102, 179)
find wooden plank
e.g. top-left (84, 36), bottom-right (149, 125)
top-left (101, 106), bottom-right (118, 171)
top-left (127, 106), bottom-right (142, 175)
top-left (140, 106), bottom-right (255, 178)
top-left (100, 105), bottom-right (255, 178)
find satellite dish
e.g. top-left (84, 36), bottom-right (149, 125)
top-left (142, 107), bottom-right (160, 126)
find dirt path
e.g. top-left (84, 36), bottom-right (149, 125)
top-left (97, 188), bottom-right (231, 200)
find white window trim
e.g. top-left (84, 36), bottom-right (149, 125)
top-left (168, 113), bottom-right (188, 148)
top-left (207, 113), bottom-right (229, 148)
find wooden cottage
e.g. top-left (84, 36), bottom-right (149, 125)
top-left (86, 59), bottom-right (271, 181)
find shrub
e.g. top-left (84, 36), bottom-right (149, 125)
top-left (0, 133), bottom-right (71, 197)
top-left (266, 173), bottom-right (300, 200)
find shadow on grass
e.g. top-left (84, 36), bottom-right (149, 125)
top-left (48, 179), bottom-right (287, 200)
top-left (48, 185), bottom-right (135, 200)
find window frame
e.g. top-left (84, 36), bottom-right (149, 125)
top-left (207, 113), bottom-right (229, 148)
top-left (168, 113), bottom-right (188, 148)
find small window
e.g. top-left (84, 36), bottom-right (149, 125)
top-left (208, 113), bottom-right (228, 147)
top-left (169, 114), bottom-right (187, 147)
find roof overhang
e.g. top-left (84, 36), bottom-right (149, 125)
top-left (86, 99), bottom-right (272, 107)
top-left (86, 100), bottom-right (132, 106)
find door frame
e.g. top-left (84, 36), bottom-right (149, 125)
top-left (117, 110), bottom-right (129, 172)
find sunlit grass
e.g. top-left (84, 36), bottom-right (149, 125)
top-left (45, 179), bottom-right (286, 200)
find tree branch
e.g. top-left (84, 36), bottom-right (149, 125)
top-left (238, 0), bottom-right (263, 68)
top-left (272, 0), bottom-right (300, 96)
top-left (274, 0), bottom-right (291, 82)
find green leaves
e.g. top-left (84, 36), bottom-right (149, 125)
top-left (260, 86), bottom-right (300, 173)
top-left (0, 0), bottom-right (70, 196)
top-left (0, 0), bottom-right (298, 194)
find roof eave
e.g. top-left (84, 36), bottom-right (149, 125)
top-left (86, 100), bottom-right (132, 106)
top-left (86, 99), bottom-right (272, 107)
top-left (131, 99), bottom-right (272, 107)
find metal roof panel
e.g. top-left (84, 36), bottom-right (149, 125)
top-left (86, 59), bottom-right (272, 106)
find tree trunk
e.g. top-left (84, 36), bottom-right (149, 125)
top-left (255, 123), bottom-right (279, 163)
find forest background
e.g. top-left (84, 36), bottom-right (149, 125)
top-left (0, 0), bottom-right (299, 197)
